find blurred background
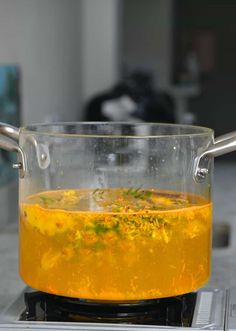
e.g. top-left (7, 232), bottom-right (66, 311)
top-left (0, 0), bottom-right (235, 224)
top-left (0, 0), bottom-right (235, 130)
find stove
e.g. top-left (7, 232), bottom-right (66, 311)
top-left (0, 287), bottom-right (234, 330)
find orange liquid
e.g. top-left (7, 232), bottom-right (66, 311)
top-left (19, 188), bottom-right (212, 300)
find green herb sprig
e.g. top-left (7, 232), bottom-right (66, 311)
top-left (39, 196), bottom-right (55, 205)
top-left (124, 187), bottom-right (152, 200)
top-left (92, 189), bottom-right (105, 201)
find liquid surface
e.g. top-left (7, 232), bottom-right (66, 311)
top-left (20, 188), bottom-right (212, 300)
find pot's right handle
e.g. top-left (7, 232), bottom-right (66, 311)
top-left (194, 132), bottom-right (236, 182)
top-left (0, 123), bottom-right (26, 178)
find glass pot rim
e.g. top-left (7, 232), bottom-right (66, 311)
top-left (20, 122), bottom-right (214, 139)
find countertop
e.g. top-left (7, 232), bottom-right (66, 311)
top-left (0, 161), bottom-right (235, 311)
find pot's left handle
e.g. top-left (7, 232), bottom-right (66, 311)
top-left (194, 131), bottom-right (236, 183)
top-left (0, 123), bottom-right (26, 178)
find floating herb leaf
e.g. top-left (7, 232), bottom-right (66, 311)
top-left (92, 189), bottom-right (99, 195)
top-left (124, 187), bottom-right (152, 200)
top-left (94, 222), bottom-right (110, 235)
top-left (39, 196), bottom-right (55, 205)
top-left (92, 189), bottom-right (105, 201)
top-left (93, 221), bottom-right (120, 235)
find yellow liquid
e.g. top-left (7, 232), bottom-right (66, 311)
top-left (19, 188), bottom-right (212, 300)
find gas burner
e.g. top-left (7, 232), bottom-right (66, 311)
top-left (20, 291), bottom-right (196, 326)
top-left (0, 287), bottom-right (229, 330)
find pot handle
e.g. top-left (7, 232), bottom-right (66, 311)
top-left (194, 132), bottom-right (236, 182)
top-left (0, 123), bottom-right (26, 178)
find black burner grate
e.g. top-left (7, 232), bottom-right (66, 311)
top-left (20, 291), bottom-right (197, 326)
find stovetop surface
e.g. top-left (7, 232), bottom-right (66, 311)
top-left (0, 287), bottom-right (230, 331)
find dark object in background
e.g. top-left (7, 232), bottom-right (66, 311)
top-left (85, 71), bottom-right (175, 123)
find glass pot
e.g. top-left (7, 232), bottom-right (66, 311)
top-left (0, 122), bottom-right (235, 301)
